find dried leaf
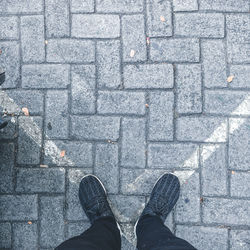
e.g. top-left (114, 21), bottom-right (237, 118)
top-left (146, 37), bottom-right (150, 45)
top-left (130, 49), bottom-right (135, 57)
top-left (45, 40), bottom-right (48, 45)
top-left (227, 75), bottom-right (234, 83)
top-left (40, 164), bottom-right (48, 168)
top-left (60, 150), bottom-right (66, 157)
top-left (22, 107), bottom-right (29, 116)
top-left (160, 16), bottom-right (166, 22)
top-left (231, 171), bottom-right (235, 174)
top-left (145, 103), bottom-right (149, 108)
top-left (28, 221), bottom-right (32, 225)
top-left (0, 49), bottom-right (2, 55)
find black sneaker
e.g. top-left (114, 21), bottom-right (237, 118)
top-left (139, 173), bottom-right (180, 222)
top-left (79, 175), bottom-right (115, 224)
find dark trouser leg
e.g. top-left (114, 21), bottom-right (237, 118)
top-left (56, 217), bottom-right (121, 250)
top-left (136, 215), bottom-right (197, 250)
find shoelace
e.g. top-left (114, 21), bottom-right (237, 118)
top-left (85, 196), bottom-right (110, 216)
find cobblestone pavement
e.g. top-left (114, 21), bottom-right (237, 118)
top-left (0, 0), bottom-right (250, 249)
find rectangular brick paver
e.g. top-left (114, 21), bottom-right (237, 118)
top-left (0, 17), bottom-right (18, 39)
top-left (96, 0), bottom-right (143, 13)
top-left (203, 198), bottom-right (250, 225)
top-left (16, 168), bottom-right (65, 193)
top-left (47, 39), bottom-right (95, 63)
top-left (200, 0), bottom-right (249, 12)
top-left (146, 0), bottom-right (172, 37)
top-left (22, 64), bottom-right (70, 89)
top-left (173, 0), bottom-right (198, 11)
top-left (40, 196), bottom-right (64, 248)
top-left (124, 64), bottom-right (173, 89)
top-left (177, 117), bottom-right (227, 142)
top-left (176, 225), bottom-right (228, 250)
top-left (45, 0), bottom-right (69, 38)
top-left (231, 172), bottom-right (250, 198)
top-left (121, 118), bottom-right (146, 168)
top-left (0, 0), bottom-right (43, 13)
top-left (0, 195), bottom-right (38, 221)
top-left (148, 92), bottom-right (174, 140)
top-left (175, 13), bottom-right (224, 38)
top-left (21, 15), bottom-right (45, 63)
top-left (72, 14), bottom-right (120, 38)
top-left (71, 116), bottom-right (120, 140)
top-left (176, 64), bottom-right (202, 113)
top-left (150, 38), bottom-right (200, 62)
top-left (97, 91), bottom-right (146, 115)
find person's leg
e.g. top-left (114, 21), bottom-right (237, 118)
top-left (56, 175), bottom-right (121, 250)
top-left (136, 174), bottom-right (196, 250)
top-left (56, 217), bottom-right (120, 250)
top-left (137, 215), bottom-right (196, 250)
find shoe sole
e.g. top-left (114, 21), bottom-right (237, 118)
top-left (133, 172), bottom-right (178, 240)
top-left (81, 174), bottom-right (123, 235)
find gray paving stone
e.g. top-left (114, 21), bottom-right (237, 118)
top-left (124, 64), bottom-right (173, 89)
top-left (204, 90), bottom-right (250, 115)
top-left (40, 196), bottom-right (64, 248)
top-left (176, 225), bottom-right (228, 250)
top-left (47, 39), bottom-right (95, 63)
top-left (0, 41), bottom-right (19, 88)
top-left (202, 40), bottom-right (227, 88)
top-left (96, 0), bottom-right (143, 13)
top-left (22, 64), bottom-right (70, 89)
top-left (146, 0), bottom-right (172, 37)
top-left (231, 172), bottom-right (250, 198)
top-left (230, 230), bottom-right (250, 250)
top-left (0, 195), bottom-right (38, 220)
top-left (66, 221), bottom-right (90, 239)
top-left (176, 64), bottom-right (202, 113)
top-left (164, 211), bottom-right (174, 232)
top-left (150, 38), bottom-right (199, 62)
top-left (226, 15), bottom-right (250, 63)
top-left (0, 90), bottom-right (44, 115)
top-left (122, 15), bottom-right (146, 62)
top-left (72, 14), bottom-right (120, 38)
top-left (148, 143), bottom-right (199, 169)
top-left (71, 65), bottom-right (96, 114)
top-left (121, 118), bottom-right (146, 168)
top-left (109, 195), bottom-right (145, 223)
top-left (120, 168), bottom-right (167, 195)
top-left (201, 144), bottom-right (227, 196)
top-left (148, 92), bottom-right (174, 140)
top-left (0, 223), bottom-right (11, 248)
top-left (0, 0), bottom-right (43, 13)
top-left (200, 0), bottom-right (249, 12)
top-left (71, 0), bottom-right (94, 12)
top-left (0, 17), bottom-right (18, 39)
top-left (16, 168), bottom-right (65, 193)
top-left (0, 143), bottom-right (14, 193)
top-left (66, 168), bottom-right (93, 220)
top-left (229, 65), bottom-right (250, 88)
top-left (97, 91), bottom-right (145, 115)
top-left (177, 117), bottom-right (227, 142)
top-left (17, 116), bottom-right (42, 165)
top-left (0, 117), bottom-right (16, 140)
top-left (45, 0), bottom-right (70, 38)
top-left (175, 13), bottom-right (224, 38)
top-left (13, 223), bottom-right (38, 250)
top-left (71, 116), bottom-right (120, 140)
top-left (121, 236), bottom-right (135, 250)
top-left (95, 143), bottom-right (119, 194)
top-left (97, 40), bottom-right (121, 89)
top-left (21, 15), bottom-right (45, 63)
top-left (203, 198), bottom-right (250, 225)
top-left (175, 172), bottom-right (200, 223)
top-left (44, 140), bottom-right (93, 167)
top-left (229, 118), bottom-right (250, 170)
top-left (173, 0), bottom-right (198, 11)
top-left (45, 90), bottom-right (68, 138)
